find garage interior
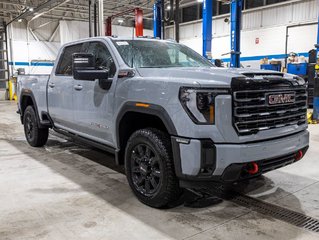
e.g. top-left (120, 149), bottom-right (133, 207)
top-left (1, 0), bottom-right (319, 239)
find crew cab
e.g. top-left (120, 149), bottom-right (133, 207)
top-left (17, 37), bottom-right (309, 208)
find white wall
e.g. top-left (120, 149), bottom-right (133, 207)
top-left (166, 0), bottom-right (319, 68)
top-left (8, 21), bottom-right (60, 75)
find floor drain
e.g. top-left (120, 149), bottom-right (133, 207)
top-left (231, 194), bottom-right (319, 233)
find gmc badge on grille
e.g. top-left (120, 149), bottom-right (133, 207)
top-left (267, 92), bottom-right (296, 105)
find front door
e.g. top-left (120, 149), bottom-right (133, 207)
top-left (72, 41), bottom-right (117, 146)
top-left (48, 43), bottom-right (83, 131)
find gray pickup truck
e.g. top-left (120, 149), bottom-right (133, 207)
top-left (17, 37), bottom-right (309, 208)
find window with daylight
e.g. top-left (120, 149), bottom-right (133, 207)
top-left (245, 0), bottom-right (264, 9)
top-left (219, 2), bottom-right (230, 15)
top-left (266, 0), bottom-right (289, 5)
top-left (182, 5), bottom-right (198, 23)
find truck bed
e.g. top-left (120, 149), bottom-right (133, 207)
top-left (17, 74), bottom-right (50, 120)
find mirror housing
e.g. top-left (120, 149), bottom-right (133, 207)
top-left (72, 53), bottom-right (109, 81)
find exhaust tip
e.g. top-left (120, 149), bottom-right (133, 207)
top-left (246, 162), bottom-right (259, 175)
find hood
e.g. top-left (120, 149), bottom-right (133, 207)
top-left (136, 67), bottom-right (287, 88)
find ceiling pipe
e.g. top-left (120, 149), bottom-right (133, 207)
top-left (28, 0), bottom-right (72, 24)
top-left (6, 0), bottom-right (70, 26)
top-left (89, 0), bottom-right (92, 37)
top-left (175, 0), bottom-right (180, 42)
top-left (98, 0), bottom-right (104, 36)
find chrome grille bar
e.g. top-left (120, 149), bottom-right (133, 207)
top-left (233, 88), bottom-right (307, 135)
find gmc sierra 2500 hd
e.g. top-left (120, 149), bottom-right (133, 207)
top-left (17, 37), bottom-right (309, 208)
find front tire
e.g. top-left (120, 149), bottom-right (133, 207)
top-left (23, 105), bottom-right (49, 147)
top-left (125, 128), bottom-right (182, 208)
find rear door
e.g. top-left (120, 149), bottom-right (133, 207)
top-left (72, 40), bottom-right (117, 145)
top-left (48, 43), bottom-right (83, 131)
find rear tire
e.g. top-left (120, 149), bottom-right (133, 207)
top-left (23, 105), bottom-right (49, 147)
top-left (125, 128), bottom-right (182, 208)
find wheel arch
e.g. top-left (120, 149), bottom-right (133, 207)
top-left (19, 90), bottom-right (42, 127)
top-left (115, 102), bottom-right (177, 165)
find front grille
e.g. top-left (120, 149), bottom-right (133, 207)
top-left (233, 88), bottom-right (307, 135)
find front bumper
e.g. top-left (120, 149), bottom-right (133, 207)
top-left (171, 130), bottom-right (309, 183)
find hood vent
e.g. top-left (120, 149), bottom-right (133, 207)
top-left (241, 72), bottom-right (284, 78)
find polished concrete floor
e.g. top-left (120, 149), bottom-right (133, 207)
top-left (1, 100), bottom-right (319, 240)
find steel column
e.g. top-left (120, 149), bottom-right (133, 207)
top-left (161, 0), bottom-right (165, 39)
top-left (94, 1), bottom-right (97, 37)
top-left (175, 0), bottom-right (180, 42)
top-left (135, 8), bottom-right (143, 37)
top-left (89, 0), bottom-right (91, 37)
top-left (98, 0), bottom-right (104, 36)
top-left (230, 0), bottom-right (242, 68)
top-left (202, 0), bottom-right (212, 59)
top-left (153, 0), bottom-right (162, 38)
top-left (316, 12), bottom-right (319, 58)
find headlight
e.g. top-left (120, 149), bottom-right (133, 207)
top-left (179, 87), bottom-right (229, 124)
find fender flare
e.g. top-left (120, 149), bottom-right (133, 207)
top-left (115, 101), bottom-right (177, 148)
top-left (19, 89), bottom-right (43, 128)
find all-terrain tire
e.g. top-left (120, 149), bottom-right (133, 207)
top-left (125, 128), bottom-right (182, 208)
top-left (23, 105), bottom-right (49, 147)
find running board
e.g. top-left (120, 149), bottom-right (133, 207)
top-left (53, 128), bottom-right (117, 156)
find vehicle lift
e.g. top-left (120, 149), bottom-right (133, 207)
top-left (229, 0), bottom-right (242, 68)
top-left (105, 8), bottom-right (144, 37)
top-left (153, 0), bottom-right (162, 39)
top-left (313, 13), bottom-right (319, 121)
top-left (202, 0), bottom-right (242, 67)
top-left (202, 0), bottom-right (213, 59)
top-left (153, 0), bottom-right (180, 41)
top-left (154, 0), bottom-right (242, 68)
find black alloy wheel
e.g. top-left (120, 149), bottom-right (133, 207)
top-left (125, 128), bottom-right (182, 208)
top-left (131, 143), bottom-right (162, 197)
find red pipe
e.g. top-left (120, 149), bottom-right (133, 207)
top-left (105, 17), bottom-right (112, 36)
top-left (135, 8), bottom-right (143, 37)
top-left (104, 8), bottom-right (143, 37)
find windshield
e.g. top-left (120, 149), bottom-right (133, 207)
top-left (112, 40), bottom-right (214, 68)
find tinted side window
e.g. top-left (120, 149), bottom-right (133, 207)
top-left (87, 42), bottom-right (116, 78)
top-left (56, 43), bottom-right (83, 75)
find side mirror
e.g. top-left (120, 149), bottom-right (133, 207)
top-left (72, 53), bottom-right (109, 81)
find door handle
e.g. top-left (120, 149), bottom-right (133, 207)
top-left (48, 82), bottom-right (55, 88)
top-left (74, 84), bottom-right (83, 91)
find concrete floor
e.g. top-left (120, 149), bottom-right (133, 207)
top-left (0, 100), bottom-right (319, 240)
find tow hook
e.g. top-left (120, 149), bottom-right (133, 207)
top-left (245, 162), bottom-right (259, 175)
top-left (295, 150), bottom-right (304, 161)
